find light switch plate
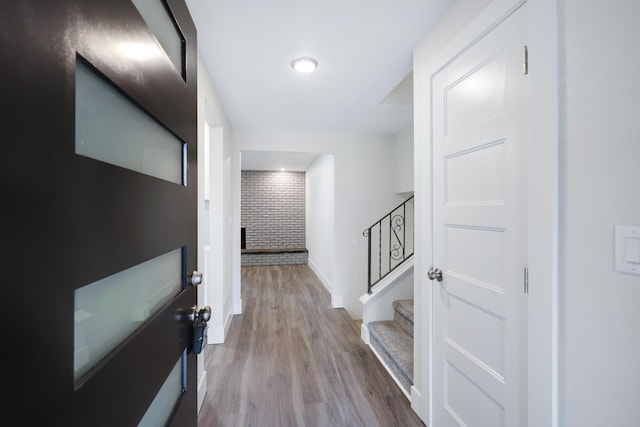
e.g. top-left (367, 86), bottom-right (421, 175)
top-left (615, 226), bottom-right (640, 275)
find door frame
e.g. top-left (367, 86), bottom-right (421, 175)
top-left (412, 0), bottom-right (560, 426)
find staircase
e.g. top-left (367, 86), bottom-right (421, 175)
top-left (368, 299), bottom-right (413, 397)
top-left (360, 196), bottom-right (415, 398)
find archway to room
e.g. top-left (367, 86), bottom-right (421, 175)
top-left (238, 150), bottom-right (336, 306)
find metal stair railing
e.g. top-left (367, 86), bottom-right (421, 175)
top-left (363, 195), bottom-right (414, 294)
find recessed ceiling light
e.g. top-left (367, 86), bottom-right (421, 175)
top-left (280, 168), bottom-right (286, 171)
top-left (291, 56), bottom-right (318, 73)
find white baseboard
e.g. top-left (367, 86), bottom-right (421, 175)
top-left (410, 385), bottom-right (427, 425)
top-left (233, 298), bottom-right (242, 315)
top-left (331, 294), bottom-right (344, 308)
top-left (207, 311), bottom-right (233, 344)
top-left (308, 259), bottom-right (333, 293)
top-left (197, 369), bottom-right (207, 413)
top-left (308, 259), bottom-right (343, 308)
top-left (360, 323), bottom-right (370, 344)
top-left (207, 326), bottom-right (225, 344)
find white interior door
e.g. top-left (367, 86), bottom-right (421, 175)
top-left (431, 5), bottom-right (527, 427)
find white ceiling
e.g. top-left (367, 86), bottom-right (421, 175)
top-left (241, 151), bottom-right (322, 171)
top-left (185, 0), bottom-right (455, 136)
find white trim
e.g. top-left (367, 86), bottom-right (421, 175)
top-left (307, 260), bottom-right (344, 308)
top-left (410, 386), bottom-right (425, 421)
top-left (197, 369), bottom-right (207, 413)
top-left (202, 245), bottom-right (210, 309)
top-left (412, 46), bottom-right (433, 426)
top-left (233, 298), bottom-right (242, 315)
top-left (206, 327), bottom-right (225, 344)
top-left (368, 342), bottom-right (411, 401)
top-left (360, 323), bottom-right (370, 344)
top-left (232, 149), bottom-right (242, 321)
top-left (309, 258), bottom-right (343, 308)
top-left (526, 0), bottom-right (560, 425)
top-left (330, 294), bottom-right (343, 309)
top-left (420, 0), bottom-right (525, 77)
top-left (206, 310), bottom-right (233, 344)
top-left (308, 258), bottom-right (333, 294)
top-left (358, 257), bottom-right (415, 305)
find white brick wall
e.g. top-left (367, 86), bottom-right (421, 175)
top-left (241, 170), bottom-right (306, 249)
top-left (241, 170), bottom-right (307, 266)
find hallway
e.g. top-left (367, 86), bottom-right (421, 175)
top-left (198, 265), bottom-right (425, 426)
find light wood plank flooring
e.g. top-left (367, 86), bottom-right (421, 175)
top-left (198, 265), bottom-right (426, 427)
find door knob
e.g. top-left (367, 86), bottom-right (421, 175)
top-left (187, 270), bottom-right (203, 286)
top-left (188, 305), bottom-right (211, 322)
top-left (428, 268), bottom-right (443, 282)
top-left (196, 305), bottom-right (211, 322)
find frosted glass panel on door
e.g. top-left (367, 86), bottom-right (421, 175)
top-left (75, 60), bottom-right (185, 184)
top-left (138, 354), bottom-right (184, 427)
top-left (131, 0), bottom-right (184, 73)
top-left (74, 249), bottom-right (182, 381)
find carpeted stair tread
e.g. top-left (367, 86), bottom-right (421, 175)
top-left (368, 320), bottom-right (413, 393)
top-left (393, 299), bottom-right (414, 337)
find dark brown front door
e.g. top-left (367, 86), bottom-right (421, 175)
top-left (3, 1), bottom-right (199, 425)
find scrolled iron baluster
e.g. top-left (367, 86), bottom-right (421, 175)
top-left (390, 243), bottom-right (403, 261)
top-left (392, 214), bottom-right (405, 231)
top-left (363, 195), bottom-right (415, 294)
top-left (389, 213), bottom-right (406, 261)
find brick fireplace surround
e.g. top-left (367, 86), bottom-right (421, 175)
top-left (240, 170), bottom-right (308, 266)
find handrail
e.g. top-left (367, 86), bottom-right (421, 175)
top-left (365, 196), bottom-right (415, 231)
top-left (363, 195), bottom-right (414, 294)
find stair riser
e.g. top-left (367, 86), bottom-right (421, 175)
top-left (394, 310), bottom-right (413, 337)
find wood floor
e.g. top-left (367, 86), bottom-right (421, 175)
top-left (197, 265), bottom-right (426, 427)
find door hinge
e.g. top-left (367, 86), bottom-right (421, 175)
top-left (524, 267), bottom-right (529, 294)
top-left (523, 45), bottom-right (529, 75)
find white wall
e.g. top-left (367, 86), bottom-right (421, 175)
top-left (234, 129), bottom-right (403, 319)
top-left (196, 55), bottom-right (234, 411)
top-left (306, 154), bottom-right (336, 293)
top-left (561, 1), bottom-right (640, 425)
top-left (393, 126), bottom-right (414, 194)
